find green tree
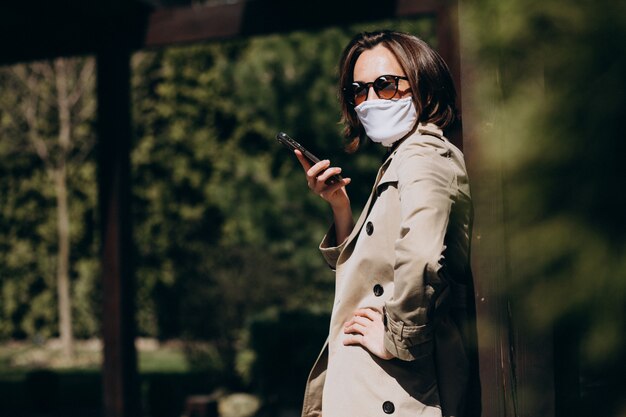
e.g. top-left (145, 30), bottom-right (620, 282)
top-left (0, 57), bottom-right (97, 356)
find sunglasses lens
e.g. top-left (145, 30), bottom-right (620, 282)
top-left (374, 76), bottom-right (398, 100)
top-left (351, 83), bottom-right (367, 105)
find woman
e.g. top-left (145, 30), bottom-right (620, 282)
top-left (295, 30), bottom-right (477, 417)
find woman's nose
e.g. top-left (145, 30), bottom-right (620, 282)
top-left (366, 85), bottom-right (378, 102)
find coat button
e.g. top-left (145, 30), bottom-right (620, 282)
top-left (373, 284), bottom-right (384, 297)
top-left (366, 221), bottom-right (374, 235)
top-left (382, 401), bottom-right (395, 414)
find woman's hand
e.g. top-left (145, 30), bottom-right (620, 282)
top-left (295, 150), bottom-right (354, 244)
top-left (343, 308), bottom-right (394, 360)
top-left (294, 150), bottom-right (351, 210)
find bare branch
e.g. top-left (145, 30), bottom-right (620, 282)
top-left (8, 64), bottom-right (47, 104)
top-left (12, 65), bottom-right (53, 143)
top-left (9, 64), bottom-right (29, 86)
top-left (31, 135), bottom-right (50, 161)
top-left (12, 67), bottom-right (53, 167)
top-left (68, 57), bottom-right (96, 108)
top-left (21, 61), bottom-right (57, 108)
top-left (73, 63), bottom-right (97, 126)
top-left (20, 87), bottom-right (41, 135)
top-left (32, 60), bottom-right (55, 80)
top-left (76, 93), bottom-right (96, 125)
top-left (54, 58), bottom-right (72, 154)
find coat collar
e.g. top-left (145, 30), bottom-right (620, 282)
top-left (382, 122), bottom-right (444, 163)
top-left (417, 122), bottom-right (444, 139)
top-left (376, 123), bottom-right (445, 187)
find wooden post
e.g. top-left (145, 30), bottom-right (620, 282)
top-left (97, 38), bottom-right (140, 417)
top-left (458, 3), bottom-right (556, 416)
top-left (457, 39), bottom-right (515, 417)
top-left (434, 0), bottom-right (463, 150)
top-left (457, 3), bottom-right (520, 413)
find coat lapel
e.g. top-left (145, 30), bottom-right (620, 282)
top-left (336, 150), bottom-right (396, 266)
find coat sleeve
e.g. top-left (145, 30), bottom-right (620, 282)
top-left (383, 138), bottom-right (456, 361)
top-left (318, 223), bottom-right (348, 270)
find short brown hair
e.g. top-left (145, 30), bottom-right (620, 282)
top-left (339, 30), bottom-right (457, 151)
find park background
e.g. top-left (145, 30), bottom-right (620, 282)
top-left (1, 1), bottom-right (625, 417)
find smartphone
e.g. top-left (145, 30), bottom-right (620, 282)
top-left (276, 132), bottom-right (343, 185)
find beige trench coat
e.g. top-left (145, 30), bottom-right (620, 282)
top-left (301, 124), bottom-right (474, 417)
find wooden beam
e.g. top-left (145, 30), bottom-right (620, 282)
top-left (144, 0), bottom-right (443, 48)
top-left (97, 37), bottom-right (140, 417)
top-left (396, 0), bottom-right (443, 16)
top-left (0, 0), bottom-right (446, 64)
top-left (145, 2), bottom-right (244, 46)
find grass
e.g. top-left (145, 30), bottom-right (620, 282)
top-left (0, 338), bottom-right (190, 374)
top-left (0, 339), bottom-right (220, 417)
top-left (138, 344), bottom-right (189, 373)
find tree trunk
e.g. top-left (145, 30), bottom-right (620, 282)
top-left (54, 58), bottom-right (74, 359)
top-left (54, 166), bottom-right (74, 359)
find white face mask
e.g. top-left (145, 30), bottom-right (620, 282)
top-left (354, 97), bottom-right (418, 147)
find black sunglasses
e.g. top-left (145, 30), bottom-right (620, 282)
top-left (342, 74), bottom-right (409, 106)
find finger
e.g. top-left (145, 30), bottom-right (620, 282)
top-left (319, 178), bottom-right (351, 198)
top-left (344, 316), bottom-right (367, 328)
top-left (344, 322), bottom-right (367, 335)
top-left (353, 308), bottom-right (381, 322)
top-left (294, 150), bottom-right (312, 171)
top-left (306, 160), bottom-right (331, 178)
top-left (343, 334), bottom-right (364, 346)
top-left (316, 167), bottom-right (342, 182)
top-left (352, 316), bottom-right (372, 328)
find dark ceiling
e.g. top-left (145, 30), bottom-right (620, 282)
top-left (0, 0), bottom-right (439, 65)
top-left (0, 0), bottom-right (152, 64)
